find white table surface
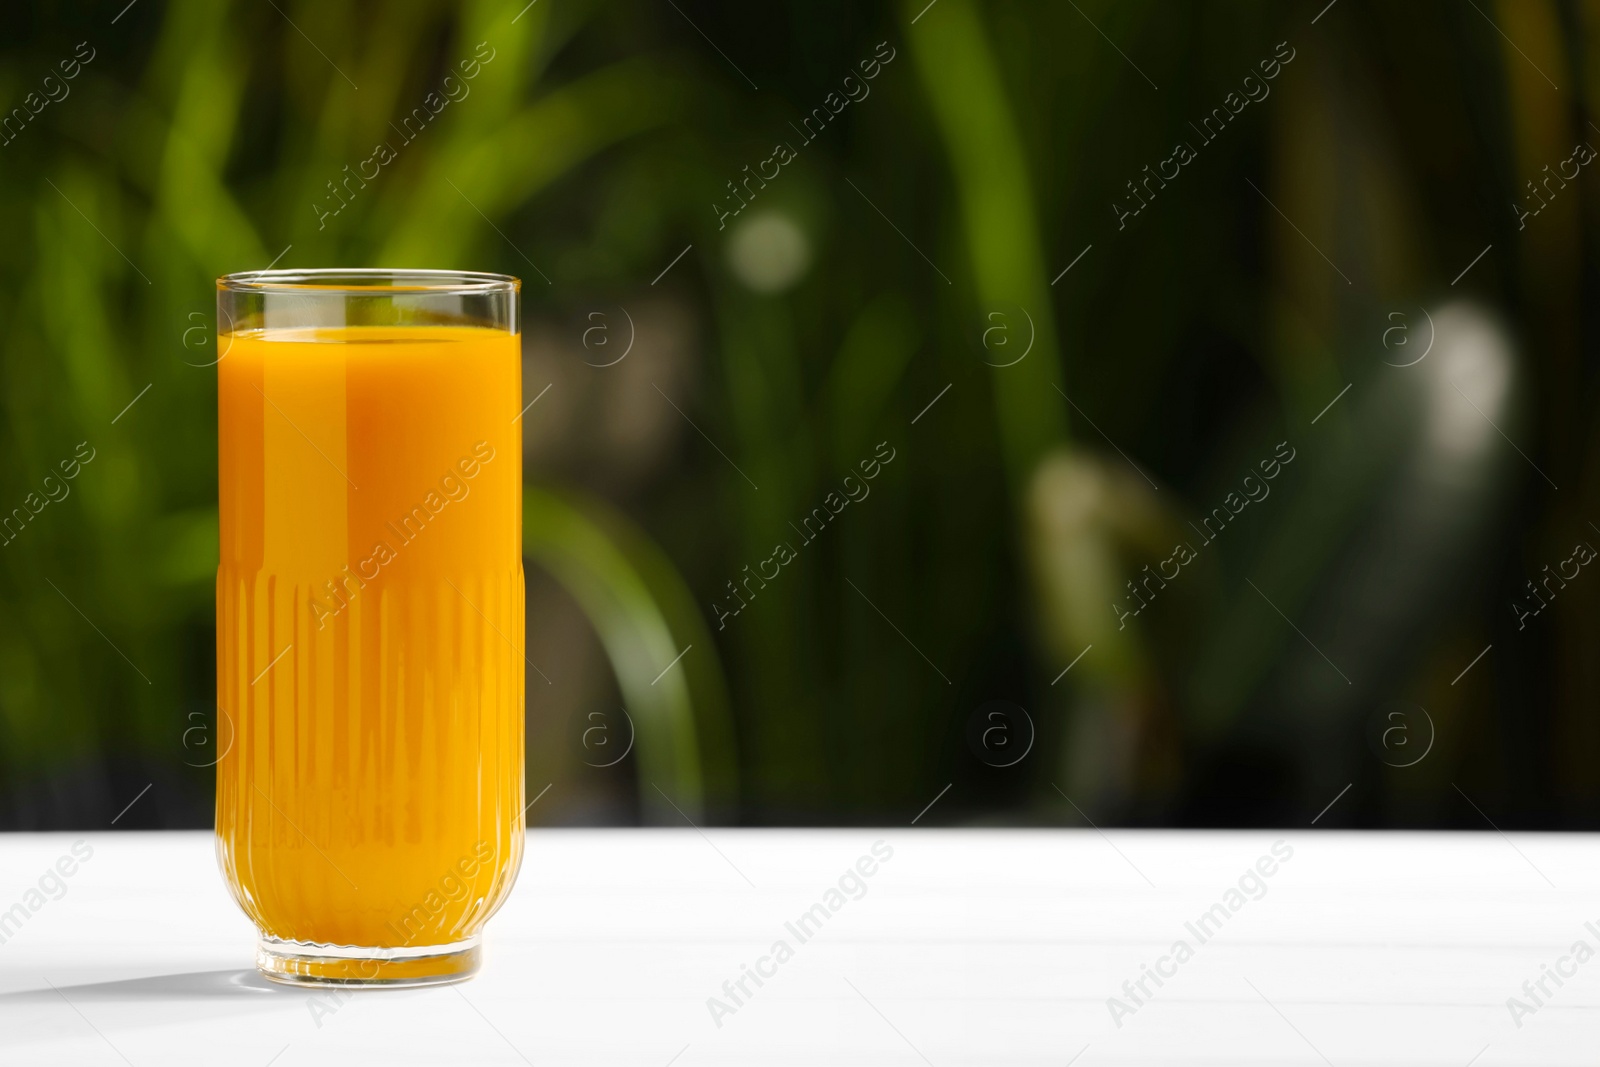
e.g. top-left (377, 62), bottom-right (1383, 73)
top-left (0, 828), bottom-right (1595, 1065)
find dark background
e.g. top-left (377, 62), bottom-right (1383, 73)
top-left (0, 0), bottom-right (1594, 831)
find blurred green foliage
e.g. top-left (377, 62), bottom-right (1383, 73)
top-left (0, 0), bottom-right (1595, 829)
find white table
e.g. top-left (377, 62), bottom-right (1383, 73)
top-left (0, 829), bottom-right (1594, 1065)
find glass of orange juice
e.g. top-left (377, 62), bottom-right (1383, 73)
top-left (214, 269), bottom-right (525, 986)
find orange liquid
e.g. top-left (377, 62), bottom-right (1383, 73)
top-left (215, 325), bottom-right (524, 949)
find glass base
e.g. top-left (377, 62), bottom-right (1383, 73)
top-left (256, 934), bottom-right (481, 987)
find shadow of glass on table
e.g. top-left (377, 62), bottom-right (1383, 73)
top-left (0, 969), bottom-right (280, 1002)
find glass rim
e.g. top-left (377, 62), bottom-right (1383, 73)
top-left (217, 268), bottom-right (520, 294)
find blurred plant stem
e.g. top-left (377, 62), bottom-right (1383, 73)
top-left (525, 485), bottom-right (737, 821)
top-left (901, 0), bottom-right (1065, 490)
top-left (903, 0), bottom-right (1171, 805)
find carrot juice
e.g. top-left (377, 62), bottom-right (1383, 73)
top-left (214, 272), bottom-right (524, 986)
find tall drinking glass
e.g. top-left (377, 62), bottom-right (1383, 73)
top-left (214, 270), bottom-right (524, 986)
